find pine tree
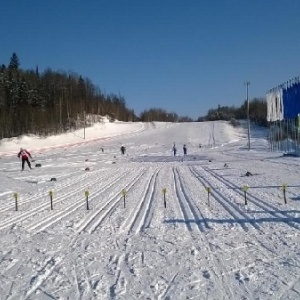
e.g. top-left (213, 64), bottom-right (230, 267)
top-left (8, 53), bottom-right (20, 69)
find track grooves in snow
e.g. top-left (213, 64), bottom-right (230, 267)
top-left (29, 170), bottom-right (130, 234)
top-left (171, 166), bottom-right (236, 299)
top-left (141, 170), bottom-right (159, 231)
top-left (0, 169), bottom-right (128, 231)
top-left (173, 167), bottom-right (206, 232)
top-left (23, 256), bottom-right (63, 300)
top-left (175, 167), bottom-right (211, 230)
top-left (75, 169), bottom-right (147, 234)
top-left (124, 169), bottom-right (159, 235)
top-left (203, 166), bottom-right (300, 230)
top-left (190, 167), bottom-right (260, 231)
top-left (0, 171), bottom-right (95, 211)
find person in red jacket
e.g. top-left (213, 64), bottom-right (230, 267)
top-left (17, 148), bottom-right (32, 171)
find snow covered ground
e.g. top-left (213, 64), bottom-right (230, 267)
top-left (1, 119), bottom-right (300, 300)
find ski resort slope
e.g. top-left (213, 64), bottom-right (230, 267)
top-left (1, 120), bottom-right (300, 300)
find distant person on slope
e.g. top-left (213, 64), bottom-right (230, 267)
top-left (172, 144), bottom-right (177, 156)
top-left (183, 144), bottom-right (187, 155)
top-left (120, 145), bottom-right (126, 155)
top-left (17, 148), bottom-right (32, 171)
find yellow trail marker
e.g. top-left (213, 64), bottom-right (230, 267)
top-left (242, 185), bottom-right (249, 192)
top-left (242, 185), bottom-right (249, 206)
top-left (13, 193), bottom-right (18, 211)
top-left (85, 190), bottom-right (90, 210)
top-left (121, 190), bottom-right (127, 208)
top-left (49, 190), bottom-right (54, 210)
top-left (205, 187), bottom-right (211, 207)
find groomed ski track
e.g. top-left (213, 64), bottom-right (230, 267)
top-left (1, 121), bottom-right (300, 299)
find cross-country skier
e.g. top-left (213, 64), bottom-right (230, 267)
top-left (17, 148), bottom-right (32, 171)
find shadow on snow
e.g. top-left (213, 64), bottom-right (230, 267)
top-left (164, 216), bottom-right (300, 226)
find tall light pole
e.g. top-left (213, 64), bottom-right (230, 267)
top-left (244, 81), bottom-right (250, 150)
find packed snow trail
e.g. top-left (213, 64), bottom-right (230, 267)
top-left (1, 121), bottom-right (300, 299)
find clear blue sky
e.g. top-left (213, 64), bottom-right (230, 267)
top-left (1, 0), bottom-right (300, 119)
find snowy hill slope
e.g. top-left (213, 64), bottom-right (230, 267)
top-left (1, 121), bottom-right (300, 300)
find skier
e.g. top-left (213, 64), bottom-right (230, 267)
top-left (183, 144), bottom-right (187, 155)
top-left (172, 144), bottom-right (177, 156)
top-left (120, 145), bottom-right (126, 155)
top-left (17, 148), bottom-right (32, 171)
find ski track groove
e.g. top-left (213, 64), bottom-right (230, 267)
top-left (5, 260), bottom-right (28, 300)
top-left (22, 256), bottom-right (63, 300)
top-left (0, 169), bottom-right (127, 231)
top-left (277, 274), bottom-right (300, 300)
top-left (73, 265), bottom-right (81, 300)
top-left (76, 169), bottom-right (147, 234)
top-left (175, 167), bottom-right (210, 230)
top-left (158, 271), bottom-right (178, 300)
top-left (6, 163), bottom-right (252, 300)
top-left (123, 169), bottom-right (159, 235)
top-left (190, 167), bottom-right (259, 232)
top-left (18, 197), bottom-right (125, 300)
top-left (172, 167), bottom-right (236, 299)
top-left (29, 170), bottom-right (129, 234)
top-left (203, 166), bottom-right (300, 230)
top-left (107, 168), bottom-right (159, 300)
top-left (3, 128), bottom-right (299, 299)
top-left (109, 255), bottom-right (124, 300)
top-left (0, 171), bottom-right (93, 211)
top-left (141, 170), bottom-right (159, 231)
top-left (173, 168), bottom-right (194, 232)
top-left (1, 129), bottom-right (157, 299)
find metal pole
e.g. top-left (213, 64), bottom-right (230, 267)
top-left (244, 82), bottom-right (251, 150)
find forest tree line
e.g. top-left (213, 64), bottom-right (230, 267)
top-left (0, 53), bottom-right (136, 139)
top-left (200, 98), bottom-right (267, 126)
top-left (0, 53), bottom-right (267, 139)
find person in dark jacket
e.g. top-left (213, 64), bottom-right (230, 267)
top-left (18, 148), bottom-right (32, 171)
top-left (183, 144), bottom-right (187, 155)
top-left (120, 146), bottom-right (126, 155)
top-left (172, 144), bottom-right (177, 156)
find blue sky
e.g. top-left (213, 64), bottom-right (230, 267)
top-left (1, 0), bottom-right (300, 119)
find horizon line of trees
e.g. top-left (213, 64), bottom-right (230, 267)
top-left (199, 99), bottom-right (267, 127)
top-left (0, 53), bottom-right (137, 139)
top-left (0, 53), bottom-right (268, 139)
